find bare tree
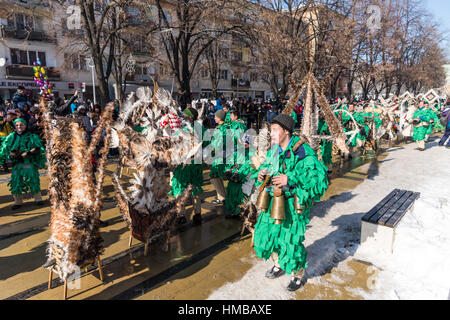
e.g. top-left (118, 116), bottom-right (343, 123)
top-left (151, 0), bottom-right (249, 106)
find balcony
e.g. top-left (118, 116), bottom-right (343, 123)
top-left (231, 79), bottom-right (250, 88)
top-left (6, 65), bottom-right (61, 80)
top-left (1, 25), bottom-right (55, 43)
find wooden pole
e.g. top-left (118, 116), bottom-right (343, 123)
top-left (96, 256), bottom-right (104, 282)
top-left (63, 279), bottom-right (68, 300)
top-left (144, 240), bottom-right (149, 256)
top-left (48, 270), bottom-right (53, 290)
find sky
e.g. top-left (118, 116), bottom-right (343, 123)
top-left (425, 0), bottom-right (450, 61)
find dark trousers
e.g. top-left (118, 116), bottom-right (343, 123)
top-left (439, 127), bottom-right (450, 146)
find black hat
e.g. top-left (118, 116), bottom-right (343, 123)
top-left (271, 114), bottom-right (295, 133)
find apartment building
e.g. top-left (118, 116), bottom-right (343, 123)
top-left (0, 0), bottom-right (347, 104)
top-left (0, 0), bottom-right (98, 102)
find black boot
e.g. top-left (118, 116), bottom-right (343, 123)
top-left (176, 216), bottom-right (187, 225)
top-left (287, 276), bottom-right (305, 291)
top-left (12, 204), bottom-right (22, 210)
top-left (193, 214), bottom-right (202, 225)
top-left (265, 266), bottom-right (285, 279)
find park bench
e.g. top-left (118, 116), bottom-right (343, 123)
top-left (361, 189), bottom-right (420, 253)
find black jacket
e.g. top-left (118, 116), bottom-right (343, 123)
top-left (51, 95), bottom-right (78, 116)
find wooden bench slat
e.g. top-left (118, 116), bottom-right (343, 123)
top-left (378, 191), bottom-right (413, 226)
top-left (386, 192), bottom-right (421, 228)
top-left (367, 189), bottom-right (408, 224)
top-left (361, 189), bottom-right (400, 223)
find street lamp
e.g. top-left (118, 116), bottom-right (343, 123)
top-left (0, 58), bottom-right (6, 67)
top-left (88, 58), bottom-right (97, 105)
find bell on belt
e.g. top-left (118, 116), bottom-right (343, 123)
top-left (256, 187), bottom-right (270, 211)
top-left (293, 195), bottom-right (304, 214)
top-left (271, 187), bottom-right (285, 225)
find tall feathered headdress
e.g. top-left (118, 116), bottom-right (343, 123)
top-left (42, 100), bottom-right (114, 280)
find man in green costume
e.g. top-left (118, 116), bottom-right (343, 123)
top-left (424, 101), bottom-right (443, 137)
top-left (223, 104), bottom-right (231, 124)
top-left (253, 114), bottom-right (329, 291)
top-left (412, 100), bottom-right (432, 151)
top-left (318, 116), bottom-right (333, 166)
top-left (209, 110), bottom-right (230, 205)
top-left (169, 107), bottom-right (204, 225)
top-left (224, 109), bottom-right (251, 218)
top-left (0, 118), bottom-right (46, 210)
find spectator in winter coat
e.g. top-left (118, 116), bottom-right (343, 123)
top-left (51, 90), bottom-right (79, 116)
top-left (12, 86), bottom-right (29, 110)
top-left (77, 105), bottom-right (94, 142)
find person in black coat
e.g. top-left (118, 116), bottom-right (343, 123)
top-left (51, 90), bottom-right (79, 116)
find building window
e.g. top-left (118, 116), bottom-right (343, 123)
top-left (219, 70), bottom-right (228, 80)
top-left (200, 68), bottom-right (208, 78)
top-left (219, 48), bottom-right (229, 59)
top-left (10, 48), bottom-right (46, 66)
top-left (28, 51), bottom-right (37, 65)
top-left (250, 72), bottom-right (258, 82)
top-left (38, 52), bottom-right (47, 66)
top-left (160, 63), bottom-right (171, 76)
top-left (65, 53), bottom-right (87, 71)
top-left (232, 51), bottom-right (242, 62)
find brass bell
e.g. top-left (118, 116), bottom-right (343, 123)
top-left (293, 195), bottom-right (304, 214)
top-left (270, 187), bottom-right (285, 225)
top-left (256, 187), bottom-right (270, 212)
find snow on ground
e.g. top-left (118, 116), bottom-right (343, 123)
top-left (208, 137), bottom-right (450, 300)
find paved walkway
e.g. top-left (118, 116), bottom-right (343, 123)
top-left (0, 138), bottom-right (415, 300)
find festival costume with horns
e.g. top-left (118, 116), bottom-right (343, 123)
top-left (426, 107), bottom-right (443, 134)
top-left (209, 120), bottom-right (230, 203)
top-left (318, 118), bottom-right (333, 165)
top-left (169, 122), bottom-right (207, 220)
top-left (412, 107), bottom-right (432, 149)
top-left (349, 110), bottom-right (369, 147)
top-left (252, 135), bottom-right (329, 275)
top-left (0, 119), bottom-right (45, 206)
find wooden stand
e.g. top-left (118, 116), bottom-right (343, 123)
top-left (240, 223), bottom-right (254, 247)
top-left (48, 256), bottom-right (104, 300)
top-left (129, 231), bottom-right (150, 256)
top-left (129, 230), bottom-right (172, 256)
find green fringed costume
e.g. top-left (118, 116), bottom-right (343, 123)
top-left (412, 108), bottom-right (432, 141)
top-left (291, 111), bottom-right (298, 127)
top-left (225, 111), bottom-right (231, 124)
top-left (209, 122), bottom-right (230, 180)
top-left (252, 136), bottom-right (329, 275)
top-left (351, 111), bottom-right (368, 147)
top-left (0, 130), bottom-right (46, 196)
top-left (224, 118), bottom-right (253, 215)
top-left (427, 108), bottom-right (444, 133)
top-left (169, 124), bottom-right (207, 198)
top-left (318, 119), bottom-right (332, 165)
